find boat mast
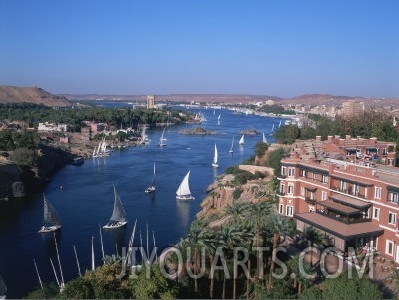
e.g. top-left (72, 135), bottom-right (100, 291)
top-left (153, 230), bottom-right (158, 261)
top-left (99, 223), bottom-right (105, 262)
top-left (33, 259), bottom-right (45, 298)
top-left (91, 236), bottom-right (95, 271)
top-left (73, 245), bottom-right (82, 277)
top-left (54, 233), bottom-right (65, 290)
top-left (49, 257), bottom-right (60, 288)
top-left (146, 223), bottom-right (149, 264)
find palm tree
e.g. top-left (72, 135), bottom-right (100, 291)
top-left (301, 226), bottom-right (328, 266)
top-left (244, 201), bottom-right (272, 280)
top-left (216, 223), bottom-right (253, 299)
top-left (266, 214), bottom-right (295, 290)
top-left (287, 254), bottom-right (315, 295)
top-left (185, 220), bottom-right (213, 294)
top-left (223, 201), bottom-right (250, 225)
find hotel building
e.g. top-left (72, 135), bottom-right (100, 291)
top-left (277, 135), bottom-right (399, 262)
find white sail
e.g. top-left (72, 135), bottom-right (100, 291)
top-left (212, 144), bottom-right (219, 167)
top-left (263, 133), bottom-right (268, 144)
top-left (159, 127), bottom-right (167, 147)
top-left (176, 171), bottom-right (194, 200)
top-left (217, 114), bottom-right (221, 125)
top-left (104, 185), bottom-right (127, 229)
top-left (239, 135), bottom-right (245, 145)
top-left (272, 124), bottom-right (275, 132)
top-left (38, 194), bottom-right (61, 233)
top-left (229, 137), bottom-right (234, 153)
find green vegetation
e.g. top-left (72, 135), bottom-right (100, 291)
top-left (254, 141), bottom-right (268, 157)
top-left (0, 102), bottom-right (191, 132)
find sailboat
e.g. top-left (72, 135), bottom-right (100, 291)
top-left (176, 171), bottom-right (194, 200)
top-left (262, 132), bottom-right (268, 144)
top-left (0, 275), bottom-right (6, 300)
top-left (217, 114), bottom-right (221, 125)
top-left (38, 194), bottom-right (61, 233)
top-left (239, 134), bottom-right (245, 145)
top-left (103, 185), bottom-right (127, 229)
top-left (145, 162), bottom-right (156, 193)
top-left (212, 144), bottom-right (219, 167)
top-left (159, 127), bottom-right (167, 147)
top-left (229, 136), bottom-right (234, 153)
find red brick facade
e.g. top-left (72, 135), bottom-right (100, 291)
top-left (277, 135), bottom-right (399, 262)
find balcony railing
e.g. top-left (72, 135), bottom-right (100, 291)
top-left (305, 197), bottom-right (317, 205)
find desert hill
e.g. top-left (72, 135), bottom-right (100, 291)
top-left (0, 86), bottom-right (71, 107)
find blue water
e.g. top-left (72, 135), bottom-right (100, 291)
top-left (0, 108), bottom-right (284, 298)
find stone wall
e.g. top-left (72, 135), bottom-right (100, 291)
top-left (238, 165), bottom-right (274, 176)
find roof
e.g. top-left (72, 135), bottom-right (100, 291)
top-left (295, 212), bottom-right (383, 241)
top-left (318, 200), bottom-right (361, 216)
top-left (329, 193), bottom-right (371, 209)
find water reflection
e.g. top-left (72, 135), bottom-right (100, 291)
top-left (176, 200), bottom-right (190, 232)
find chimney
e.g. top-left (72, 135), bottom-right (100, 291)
top-left (346, 135), bottom-right (351, 141)
top-left (370, 137), bottom-right (377, 144)
top-left (316, 135), bottom-right (321, 141)
top-left (327, 135), bottom-right (333, 142)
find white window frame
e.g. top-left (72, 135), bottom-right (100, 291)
top-left (321, 191), bottom-right (327, 201)
top-left (386, 240), bottom-right (394, 256)
top-left (312, 173), bottom-right (317, 180)
top-left (374, 187), bottom-right (381, 199)
top-left (388, 212), bottom-right (397, 225)
top-left (279, 204), bottom-right (284, 214)
top-left (286, 205), bottom-right (293, 217)
top-left (287, 184), bottom-right (294, 195)
top-left (281, 166), bottom-right (286, 177)
top-left (322, 175), bottom-right (328, 184)
top-left (301, 169), bottom-right (306, 177)
top-left (288, 167), bottom-right (295, 178)
top-left (390, 192), bottom-right (399, 204)
top-left (372, 207), bottom-right (380, 220)
top-left (280, 183), bottom-right (285, 194)
top-left (300, 187), bottom-right (305, 196)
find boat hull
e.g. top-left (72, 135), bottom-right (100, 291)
top-left (38, 224), bottom-right (61, 233)
top-left (103, 221), bottom-right (127, 229)
top-left (145, 186), bottom-right (156, 193)
top-left (176, 194), bottom-right (195, 201)
top-left (212, 163), bottom-right (219, 168)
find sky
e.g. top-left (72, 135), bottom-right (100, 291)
top-left (0, 0), bottom-right (398, 98)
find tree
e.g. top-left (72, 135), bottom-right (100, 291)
top-left (321, 270), bottom-right (381, 299)
top-left (300, 226), bottom-right (329, 266)
top-left (129, 264), bottom-right (178, 299)
top-left (266, 214), bottom-right (295, 290)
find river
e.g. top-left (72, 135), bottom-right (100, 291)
top-left (0, 107), bottom-right (285, 298)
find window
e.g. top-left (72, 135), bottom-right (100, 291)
top-left (374, 187), bottom-right (381, 199)
top-left (300, 187), bottom-right (305, 196)
top-left (281, 167), bottom-right (286, 177)
top-left (388, 212), bottom-right (396, 225)
top-left (288, 167), bottom-right (295, 178)
top-left (288, 184), bottom-right (294, 195)
top-left (390, 192), bottom-right (399, 204)
top-left (286, 206), bottom-right (293, 217)
top-left (301, 169), bottom-right (306, 177)
top-left (322, 175), bottom-right (328, 184)
top-left (279, 204), bottom-right (284, 214)
top-left (321, 191), bottom-right (327, 201)
top-left (340, 180), bottom-right (346, 192)
top-left (386, 240), bottom-right (394, 256)
top-left (312, 173), bottom-right (317, 180)
top-left (280, 184), bottom-right (285, 195)
top-left (353, 184), bottom-right (359, 196)
top-left (373, 207), bottom-right (380, 220)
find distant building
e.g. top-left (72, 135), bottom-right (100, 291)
top-left (38, 122), bottom-right (69, 132)
top-left (147, 95), bottom-right (155, 109)
top-left (342, 101), bottom-right (364, 119)
top-left (59, 135), bottom-right (70, 144)
top-left (83, 121), bottom-right (108, 134)
top-left (265, 99), bottom-right (275, 105)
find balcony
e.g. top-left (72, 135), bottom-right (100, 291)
top-left (305, 197), bottom-right (317, 205)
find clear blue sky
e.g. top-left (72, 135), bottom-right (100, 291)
top-left (1, 0), bottom-right (398, 98)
